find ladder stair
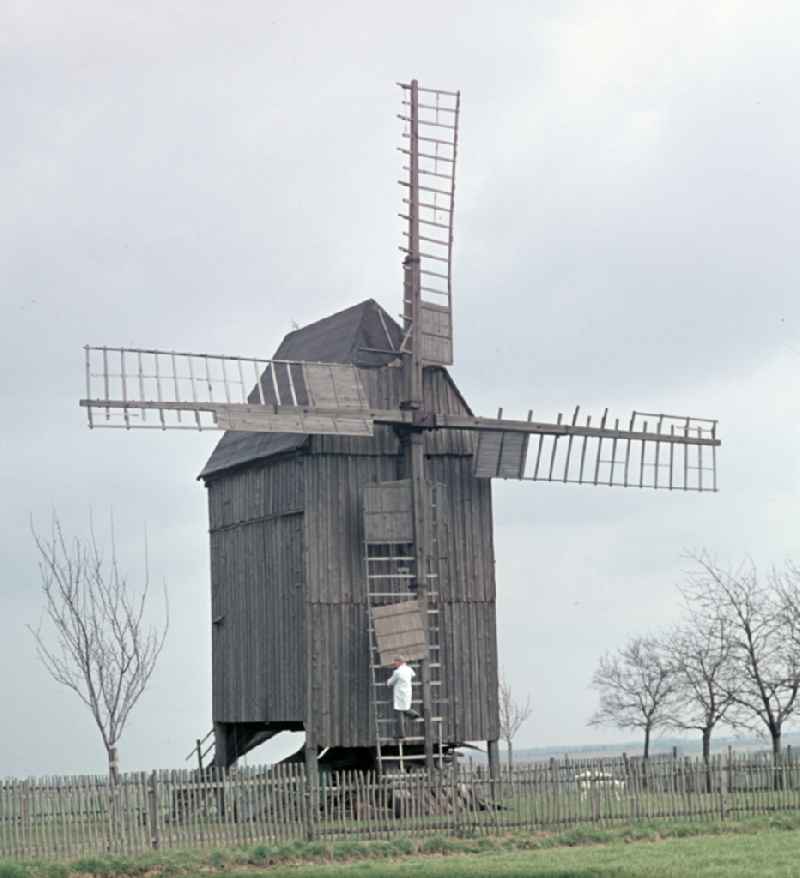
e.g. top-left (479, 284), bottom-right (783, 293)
top-left (364, 482), bottom-right (447, 773)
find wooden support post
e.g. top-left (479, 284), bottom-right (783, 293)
top-left (304, 734), bottom-right (319, 841)
top-left (487, 738), bottom-right (500, 801)
top-left (409, 434), bottom-right (434, 773)
top-left (398, 79), bottom-right (433, 774)
top-left (213, 722), bottom-right (233, 770)
top-left (147, 770), bottom-right (160, 850)
top-left (727, 744), bottom-right (733, 795)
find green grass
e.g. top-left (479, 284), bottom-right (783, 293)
top-left (4, 814), bottom-right (800, 877)
top-left (224, 832), bottom-right (800, 875)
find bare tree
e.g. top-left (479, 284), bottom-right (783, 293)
top-left (686, 553), bottom-right (800, 763)
top-left (663, 617), bottom-right (736, 792)
top-left (663, 614), bottom-right (737, 764)
top-left (30, 514), bottom-right (169, 780)
top-left (589, 637), bottom-right (674, 759)
top-left (498, 674), bottom-right (532, 769)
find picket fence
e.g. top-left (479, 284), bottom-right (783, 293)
top-left (3, 751), bottom-right (800, 860)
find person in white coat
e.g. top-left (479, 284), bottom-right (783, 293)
top-left (387, 656), bottom-right (422, 739)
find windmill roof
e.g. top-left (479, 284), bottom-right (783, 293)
top-left (199, 299), bottom-right (403, 480)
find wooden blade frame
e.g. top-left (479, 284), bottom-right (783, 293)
top-left (398, 81), bottom-right (460, 368)
top-left (80, 345), bottom-right (374, 436)
top-left (470, 407), bottom-right (719, 492)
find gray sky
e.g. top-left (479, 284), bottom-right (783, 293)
top-left (3, 0), bottom-right (800, 775)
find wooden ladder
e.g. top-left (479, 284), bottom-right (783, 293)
top-left (364, 485), bottom-right (446, 774)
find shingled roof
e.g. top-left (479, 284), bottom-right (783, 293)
top-left (199, 299), bottom-right (403, 480)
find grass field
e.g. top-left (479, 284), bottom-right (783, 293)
top-left (3, 815), bottom-right (800, 878)
top-left (251, 832), bottom-right (800, 876)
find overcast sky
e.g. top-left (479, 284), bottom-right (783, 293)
top-left (3, 0), bottom-right (800, 776)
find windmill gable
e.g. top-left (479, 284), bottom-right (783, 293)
top-left (199, 299), bottom-right (473, 479)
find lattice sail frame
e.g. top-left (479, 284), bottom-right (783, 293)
top-left (473, 408), bottom-right (719, 492)
top-left (398, 81), bottom-right (460, 366)
top-left (81, 345), bottom-right (373, 436)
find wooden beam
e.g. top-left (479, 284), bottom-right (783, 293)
top-left (434, 414), bottom-right (721, 447)
top-left (409, 434), bottom-right (435, 773)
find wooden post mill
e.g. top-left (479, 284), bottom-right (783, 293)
top-left (80, 79), bottom-right (722, 780)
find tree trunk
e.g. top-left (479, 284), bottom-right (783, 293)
top-left (772, 729), bottom-right (782, 758)
top-left (108, 746), bottom-right (120, 784)
top-left (772, 728), bottom-right (783, 791)
top-left (107, 745), bottom-right (121, 837)
top-left (507, 739), bottom-right (513, 770)
top-left (701, 727), bottom-right (711, 763)
top-left (642, 726), bottom-right (651, 791)
top-left (702, 727), bottom-right (712, 794)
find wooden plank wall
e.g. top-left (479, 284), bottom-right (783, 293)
top-left (304, 454), bottom-right (398, 747)
top-left (204, 367), bottom-right (497, 748)
top-left (305, 370), bottom-right (497, 748)
top-left (207, 456), bottom-right (305, 724)
top-left (427, 456), bottom-right (499, 743)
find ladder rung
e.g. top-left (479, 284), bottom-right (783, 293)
top-left (379, 753), bottom-right (429, 761)
top-left (369, 630), bottom-right (441, 639)
top-left (369, 591), bottom-right (439, 598)
top-left (373, 696), bottom-right (434, 706)
top-left (367, 556), bottom-right (416, 561)
top-left (375, 698), bottom-right (446, 723)
top-left (371, 662), bottom-right (442, 669)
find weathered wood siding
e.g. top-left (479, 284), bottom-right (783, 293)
top-left (304, 368), bottom-right (498, 748)
top-left (303, 454), bottom-right (397, 746)
top-left (427, 457), bottom-right (499, 743)
top-left (207, 456), bottom-right (305, 724)
top-left (205, 366), bottom-right (499, 748)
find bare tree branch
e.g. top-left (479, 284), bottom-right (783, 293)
top-left (29, 513), bottom-right (169, 779)
top-left (684, 551), bottom-right (800, 762)
top-left (663, 593), bottom-right (737, 763)
top-left (589, 636), bottom-right (675, 759)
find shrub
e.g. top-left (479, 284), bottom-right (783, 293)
top-left (0, 863), bottom-right (28, 878)
top-left (388, 837), bottom-right (415, 856)
top-left (245, 844), bottom-right (272, 865)
top-left (420, 836), bottom-right (458, 854)
top-left (555, 827), bottom-right (613, 847)
top-left (298, 842), bottom-right (329, 861)
top-left (331, 841), bottom-right (371, 861)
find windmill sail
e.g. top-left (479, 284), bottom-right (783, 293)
top-left (80, 345), bottom-right (374, 436)
top-left (398, 81), bottom-right (460, 367)
top-left (469, 409), bottom-right (719, 492)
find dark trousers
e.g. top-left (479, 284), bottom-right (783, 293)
top-left (394, 708), bottom-right (422, 738)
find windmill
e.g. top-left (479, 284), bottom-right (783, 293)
top-left (80, 80), bottom-right (720, 778)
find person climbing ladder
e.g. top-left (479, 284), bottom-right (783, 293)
top-left (387, 656), bottom-right (422, 739)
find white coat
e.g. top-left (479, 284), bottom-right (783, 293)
top-left (387, 663), bottom-right (415, 711)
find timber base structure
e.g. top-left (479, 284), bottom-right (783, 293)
top-left (212, 722), bottom-right (501, 785)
